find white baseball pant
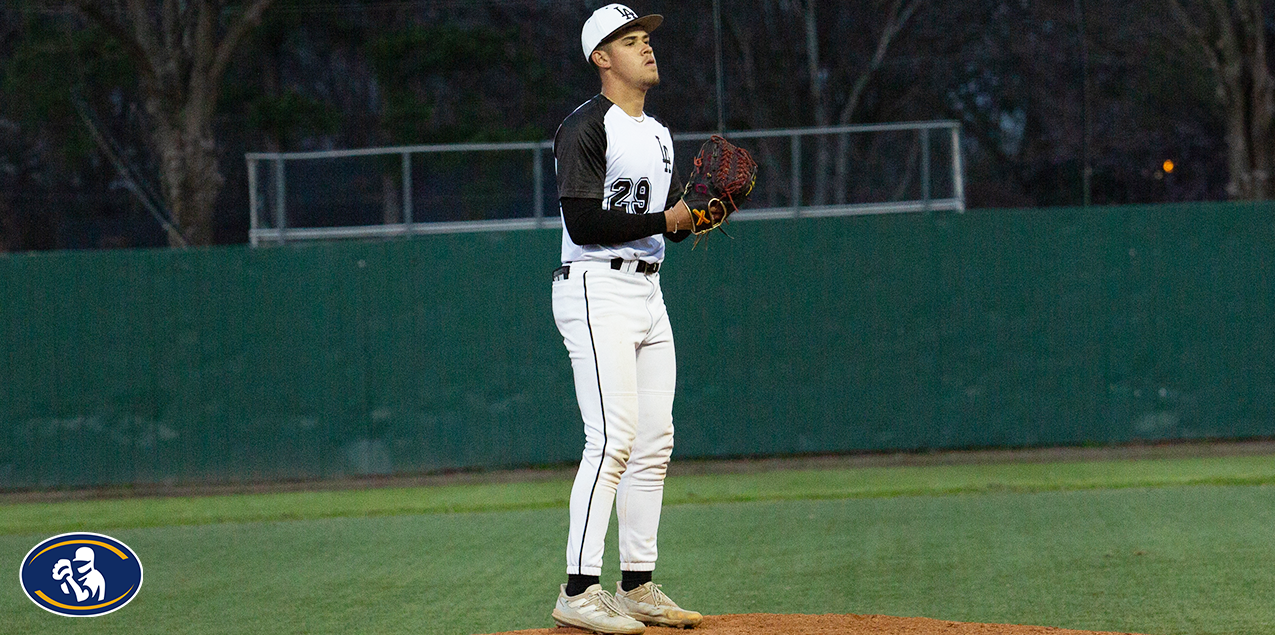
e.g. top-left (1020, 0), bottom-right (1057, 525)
top-left (552, 261), bottom-right (676, 576)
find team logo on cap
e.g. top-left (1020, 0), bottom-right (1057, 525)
top-left (19, 532), bottom-right (143, 617)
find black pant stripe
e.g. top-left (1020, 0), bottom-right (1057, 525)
top-left (577, 271), bottom-right (608, 574)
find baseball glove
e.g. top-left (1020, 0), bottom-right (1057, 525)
top-left (681, 135), bottom-right (758, 240)
top-left (52, 559), bottom-right (73, 580)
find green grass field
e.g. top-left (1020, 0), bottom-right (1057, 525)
top-left (3, 453), bottom-right (1274, 635)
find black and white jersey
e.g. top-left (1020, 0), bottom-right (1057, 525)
top-left (554, 94), bottom-right (681, 264)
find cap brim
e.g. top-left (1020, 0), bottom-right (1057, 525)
top-left (598, 14), bottom-right (663, 47)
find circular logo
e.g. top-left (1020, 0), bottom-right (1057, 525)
top-left (19, 532), bottom-right (143, 617)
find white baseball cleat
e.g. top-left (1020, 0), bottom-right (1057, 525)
top-left (613, 582), bottom-right (703, 628)
top-left (552, 584), bottom-right (646, 634)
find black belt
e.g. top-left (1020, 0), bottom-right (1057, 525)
top-left (552, 258), bottom-right (660, 281)
top-left (613, 258), bottom-right (660, 274)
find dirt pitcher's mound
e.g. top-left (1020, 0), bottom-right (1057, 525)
top-left (486, 613), bottom-right (1150, 635)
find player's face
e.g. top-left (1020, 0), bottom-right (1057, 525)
top-left (605, 30), bottom-right (659, 89)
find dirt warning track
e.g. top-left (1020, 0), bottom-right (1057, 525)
top-left (484, 613), bottom-right (1149, 635)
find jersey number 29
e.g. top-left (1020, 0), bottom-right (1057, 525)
top-left (608, 178), bottom-right (651, 214)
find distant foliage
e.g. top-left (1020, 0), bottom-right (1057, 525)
top-left (0, 0), bottom-right (1259, 250)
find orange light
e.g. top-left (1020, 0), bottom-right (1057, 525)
top-left (1163, 160), bottom-right (1175, 173)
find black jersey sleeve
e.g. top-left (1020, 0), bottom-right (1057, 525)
top-left (554, 96), bottom-right (609, 199)
top-left (665, 164), bottom-right (684, 210)
top-left (561, 197), bottom-right (668, 245)
top-left (661, 150), bottom-right (688, 242)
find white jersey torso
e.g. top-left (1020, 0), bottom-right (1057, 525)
top-left (554, 95), bottom-right (677, 265)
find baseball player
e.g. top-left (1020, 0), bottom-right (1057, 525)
top-left (548, 5), bottom-right (703, 634)
top-left (52, 547), bottom-right (107, 603)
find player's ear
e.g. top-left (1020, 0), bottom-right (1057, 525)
top-left (591, 47), bottom-right (610, 70)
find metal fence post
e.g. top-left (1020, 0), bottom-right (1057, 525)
top-left (247, 157), bottom-right (259, 247)
top-left (920, 128), bottom-right (931, 212)
top-left (790, 134), bottom-right (802, 217)
top-left (274, 158), bottom-right (287, 243)
top-left (533, 145), bottom-right (545, 227)
top-left (951, 125), bottom-right (965, 212)
top-left (402, 152), bottom-right (413, 228)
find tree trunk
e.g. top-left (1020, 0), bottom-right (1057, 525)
top-left (806, 0), bottom-right (833, 206)
top-left (1168, 0), bottom-right (1274, 199)
top-left (69, 0), bottom-right (276, 245)
top-left (152, 108), bottom-right (223, 246)
top-left (1243, 0), bottom-right (1273, 198)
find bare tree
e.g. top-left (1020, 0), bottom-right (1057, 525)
top-left (66, 0), bottom-right (276, 245)
top-left (803, 0), bottom-right (923, 205)
top-left (1167, 0), bottom-right (1273, 199)
top-left (722, 0), bottom-right (924, 207)
top-left (831, 0), bottom-right (922, 204)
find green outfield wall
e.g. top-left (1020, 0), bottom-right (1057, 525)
top-left (2, 201), bottom-right (1273, 489)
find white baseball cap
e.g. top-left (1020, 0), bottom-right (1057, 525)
top-left (581, 4), bottom-right (663, 62)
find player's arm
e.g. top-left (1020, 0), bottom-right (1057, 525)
top-left (68, 576), bottom-right (88, 602)
top-left (663, 200), bottom-right (692, 240)
top-left (560, 197), bottom-right (668, 244)
top-left (559, 197), bottom-right (694, 245)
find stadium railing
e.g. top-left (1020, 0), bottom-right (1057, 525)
top-left (245, 121), bottom-right (964, 246)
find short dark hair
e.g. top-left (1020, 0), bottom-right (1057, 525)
top-left (590, 26), bottom-right (644, 69)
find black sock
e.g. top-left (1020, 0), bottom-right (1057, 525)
top-left (566, 574), bottom-right (600, 597)
top-left (620, 570), bottom-right (652, 592)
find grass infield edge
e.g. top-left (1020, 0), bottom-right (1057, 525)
top-left (1, 453), bottom-right (1274, 536)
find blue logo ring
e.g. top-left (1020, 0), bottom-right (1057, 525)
top-left (19, 532), bottom-right (144, 617)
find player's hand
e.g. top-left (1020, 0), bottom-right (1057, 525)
top-left (665, 199), bottom-right (693, 232)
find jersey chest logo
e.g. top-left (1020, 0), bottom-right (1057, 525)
top-left (658, 138), bottom-right (672, 174)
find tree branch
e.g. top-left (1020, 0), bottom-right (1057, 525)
top-left (65, 0), bottom-right (158, 82)
top-left (1166, 0), bottom-right (1224, 79)
top-left (181, 0), bottom-right (215, 123)
top-left (124, 0), bottom-right (165, 75)
top-left (1206, 0), bottom-right (1244, 84)
top-left (724, 11), bottom-right (764, 127)
top-left (210, 0), bottom-right (277, 88)
top-left (837, 0), bottom-right (922, 125)
top-left (162, 0), bottom-right (177, 51)
top-left (804, 0), bottom-right (822, 123)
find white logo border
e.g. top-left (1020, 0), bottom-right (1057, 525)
top-left (19, 531), bottom-right (145, 618)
